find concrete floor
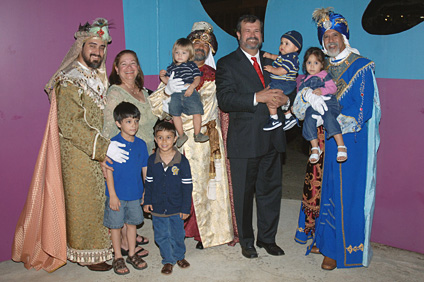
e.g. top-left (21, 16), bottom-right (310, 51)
top-left (2, 198), bottom-right (424, 282)
top-left (2, 129), bottom-right (423, 281)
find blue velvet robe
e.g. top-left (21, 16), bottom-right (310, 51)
top-left (296, 53), bottom-right (381, 268)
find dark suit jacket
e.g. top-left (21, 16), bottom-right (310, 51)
top-left (216, 48), bottom-right (286, 159)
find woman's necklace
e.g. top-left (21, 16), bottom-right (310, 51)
top-left (122, 82), bottom-right (144, 102)
top-left (122, 81), bottom-right (137, 95)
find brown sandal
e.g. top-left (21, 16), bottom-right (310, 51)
top-left (120, 246), bottom-right (149, 257)
top-left (112, 257), bottom-right (130, 275)
top-left (136, 235), bottom-right (149, 245)
top-left (126, 254), bottom-right (148, 270)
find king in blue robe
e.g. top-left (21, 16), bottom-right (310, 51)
top-left (295, 7), bottom-right (381, 269)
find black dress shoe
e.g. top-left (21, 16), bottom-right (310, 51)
top-left (256, 241), bottom-right (285, 256)
top-left (241, 245), bottom-right (258, 258)
top-left (196, 241), bottom-right (204, 250)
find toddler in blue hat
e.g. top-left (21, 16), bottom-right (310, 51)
top-left (263, 30), bottom-right (302, 131)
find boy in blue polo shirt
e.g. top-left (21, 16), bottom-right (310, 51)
top-left (103, 102), bottom-right (149, 275)
top-left (263, 30), bottom-right (303, 131)
top-left (143, 121), bottom-right (193, 275)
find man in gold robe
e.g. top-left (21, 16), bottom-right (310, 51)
top-left (149, 22), bottom-right (235, 249)
top-left (12, 18), bottom-right (129, 272)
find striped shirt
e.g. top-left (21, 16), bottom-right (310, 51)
top-left (166, 61), bottom-right (202, 84)
top-left (270, 52), bottom-right (299, 82)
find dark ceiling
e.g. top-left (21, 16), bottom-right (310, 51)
top-left (200, 0), bottom-right (423, 37)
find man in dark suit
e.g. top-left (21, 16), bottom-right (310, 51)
top-left (216, 15), bottom-right (288, 259)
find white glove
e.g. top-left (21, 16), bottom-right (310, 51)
top-left (164, 71), bottom-right (185, 95)
top-left (312, 114), bottom-right (324, 127)
top-left (107, 141), bottom-right (129, 163)
top-left (303, 88), bottom-right (329, 115)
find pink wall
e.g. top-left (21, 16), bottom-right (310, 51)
top-left (0, 0), bottom-right (126, 262)
top-left (144, 75), bottom-right (161, 92)
top-left (371, 78), bottom-right (424, 253)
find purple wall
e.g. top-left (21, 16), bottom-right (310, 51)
top-left (0, 0), bottom-right (126, 262)
top-left (144, 75), bottom-right (161, 92)
top-left (371, 78), bottom-right (424, 253)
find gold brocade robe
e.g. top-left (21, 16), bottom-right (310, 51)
top-left (149, 79), bottom-right (234, 248)
top-left (55, 62), bottom-right (112, 263)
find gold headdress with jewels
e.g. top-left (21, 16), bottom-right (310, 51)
top-left (187, 21), bottom-right (218, 54)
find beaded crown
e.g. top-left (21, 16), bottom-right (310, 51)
top-left (76, 18), bottom-right (112, 43)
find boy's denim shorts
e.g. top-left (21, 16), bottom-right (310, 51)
top-left (169, 89), bottom-right (204, 116)
top-left (103, 197), bottom-right (143, 229)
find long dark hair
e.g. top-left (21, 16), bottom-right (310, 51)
top-left (109, 50), bottom-right (144, 90)
top-left (302, 47), bottom-right (326, 75)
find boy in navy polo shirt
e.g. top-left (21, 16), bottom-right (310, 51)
top-left (263, 30), bottom-right (303, 131)
top-left (143, 122), bottom-right (193, 275)
top-left (159, 38), bottom-right (209, 148)
top-left (103, 102), bottom-right (149, 275)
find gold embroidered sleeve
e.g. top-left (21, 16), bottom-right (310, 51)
top-left (148, 83), bottom-right (171, 120)
top-left (56, 83), bottom-right (110, 162)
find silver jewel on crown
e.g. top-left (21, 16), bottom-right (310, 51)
top-left (323, 20), bottom-right (332, 30)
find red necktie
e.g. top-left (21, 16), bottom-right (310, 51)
top-left (251, 57), bottom-right (265, 87)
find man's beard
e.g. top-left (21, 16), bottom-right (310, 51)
top-left (194, 49), bottom-right (207, 62)
top-left (83, 53), bottom-right (103, 69)
top-left (242, 36), bottom-right (261, 50)
top-left (326, 43), bottom-right (340, 57)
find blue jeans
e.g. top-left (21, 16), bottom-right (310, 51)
top-left (169, 89), bottom-right (204, 116)
top-left (152, 214), bottom-right (186, 265)
top-left (302, 95), bottom-right (342, 141)
top-left (269, 79), bottom-right (296, 95)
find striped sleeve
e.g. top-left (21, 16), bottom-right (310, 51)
top-left (191, 62), bottom-right (202, 77)
top-left (181, 177), bottom-right (192, 185)
top-left (180, 157), bottom-right (193, 214)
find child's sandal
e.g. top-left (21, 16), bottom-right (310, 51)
top-left (112, 257), bottom-right (130, 275)
top-left (136, 235), bottom-right (149, 246)
top-left (337, 145), bottom-right (348, 163)
top-left (309, 147), bottom-right (322, 164)
top-left (126, 254), bottom-right (148, 270)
